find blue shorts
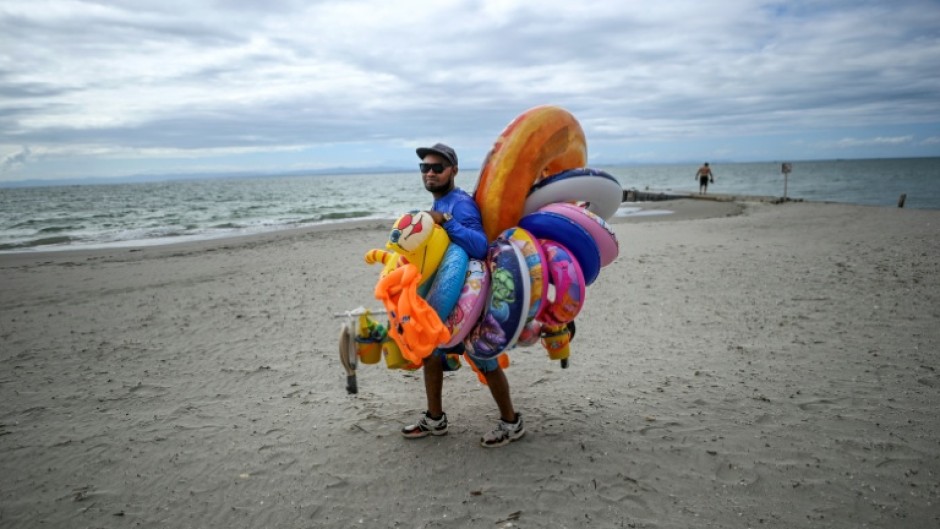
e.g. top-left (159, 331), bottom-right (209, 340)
top-left (432, 344), bottom-right (500, 373)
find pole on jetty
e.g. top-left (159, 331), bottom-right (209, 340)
top-left (781, 162), bottom-right (792, 200)
top-left (898, 193), bottom-right (907, 208)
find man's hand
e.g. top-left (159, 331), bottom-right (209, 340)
top-left (427, 211), bottom-right (445, 225)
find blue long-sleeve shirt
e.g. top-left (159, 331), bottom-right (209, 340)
top-left (432, 188), bottom-right (488, 260)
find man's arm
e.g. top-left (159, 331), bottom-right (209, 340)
top-left (438, 201), bottom-right (488, 260)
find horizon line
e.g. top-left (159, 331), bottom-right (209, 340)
top-left (2, 155), bottom-right (937, 188)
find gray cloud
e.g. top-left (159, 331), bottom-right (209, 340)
top-left (2, 146), bottom-right (31, 171)
top-left (1, 0), bottom-right (938, 180)
top-left (835, 136), bottom-right (914, 148)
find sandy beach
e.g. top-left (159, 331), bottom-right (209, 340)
top-left (1, 199), bottom-right (938, 528)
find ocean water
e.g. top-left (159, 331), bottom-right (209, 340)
top-left (603, 158), bottom-right (939, 209)
top-left (1, 158), bottom-right (937, 252)
top-left (0, 173), bottom-right (426, 252)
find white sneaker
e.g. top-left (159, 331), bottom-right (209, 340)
top-left (401, 412), bottom-right (448, 438)
top-left (481, 414), bottom-right (525, 448)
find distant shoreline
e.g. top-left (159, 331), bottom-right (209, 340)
top-left (3, 155), bottom-right (938, 188)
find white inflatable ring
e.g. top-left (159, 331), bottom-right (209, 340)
top-left (523, 168), bottom-right (623, 221)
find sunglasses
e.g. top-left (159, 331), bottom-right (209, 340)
top-left (419, 163), bottom-right (450, 174)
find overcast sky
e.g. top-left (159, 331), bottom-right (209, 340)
top-left (2, 0), bottom-right (939, 182)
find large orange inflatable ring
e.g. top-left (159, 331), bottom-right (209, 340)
top-left (473, 106), bottom-right (587, 241)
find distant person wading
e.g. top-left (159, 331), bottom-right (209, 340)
top-left (696, 163), bottom-right (714, 195)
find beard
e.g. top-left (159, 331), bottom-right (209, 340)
top-left (424, 176), bottom-right (454, 194)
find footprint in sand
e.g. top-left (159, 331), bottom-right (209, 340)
top-left (796, 398), bottom-right (845, 412)
top-left (715, 459), bottom-right (760, 486)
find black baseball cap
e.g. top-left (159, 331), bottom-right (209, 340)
top-left (416, 143), bottom-right (458, 167)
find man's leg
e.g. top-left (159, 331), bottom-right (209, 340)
top-left (482, 367), bottom-right (515, 422)
top-left (402, 353), bottom-right (449, 438)
top-left (424, 353), bottom-right (445, 418)
top-left (480, 366), bottom-right (525, 447)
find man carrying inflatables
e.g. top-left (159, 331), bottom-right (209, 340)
top-left (401, 142), bottom-right (526, 448)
